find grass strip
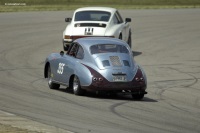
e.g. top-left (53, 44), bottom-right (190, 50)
top-left (1, 0), bottom-right (200, 12)
top-left (1, 0), bottom-right (200, 5)
top-left (0, 5), bottom-right (200, 12)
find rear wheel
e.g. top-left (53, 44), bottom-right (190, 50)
top-left (119, 34), bottom-right (122, 40)
top-left (127, 32), bottom-right (132, 48)
top-left (47, 65), bottom-right (60, 89)
top-left (63, 39), bottom-right (70, 51)
top-left (63, 44), bottom-right (69, 51)
top-left (73, 75), bottom-right (85, 96)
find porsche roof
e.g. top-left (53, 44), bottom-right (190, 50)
top-left (74, 37), bottom-right (128, 48)
top-left (74, 7), bottom-right (117, 13)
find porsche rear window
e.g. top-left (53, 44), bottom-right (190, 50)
top-left (90, 44), bottom-right (129, 54)
top-left (75, 11), bottom-right (111, 22)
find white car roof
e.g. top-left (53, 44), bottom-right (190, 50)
top-left (75, 7), bottom-right (117, 13)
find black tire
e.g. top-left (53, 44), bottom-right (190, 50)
top-left (47, 65), bottom-right (60, 89)
top-left (63, 39), bottom-right (69, 51)
top-left (127, 33), bottom-right (132, 48)
top-left (132, 94), bottom-right (144, 100)
top-left (119, 34), bottom-right (122, 40)
top-left (63, 43), bottom-right (69, 51)
top-left (73, 75), bottom-right (85, 96)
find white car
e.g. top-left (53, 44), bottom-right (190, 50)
top-left (63, 7), bottom-right (132, 51)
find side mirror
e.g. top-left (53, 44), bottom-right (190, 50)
top-left (60, 51), bottom-right (64, 56)
top-left (125, 18), bottom-right (131, 23)
top-left (65, 18), bottom-right (72, 22)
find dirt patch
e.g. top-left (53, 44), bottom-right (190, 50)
top-left (0, 123), bottom-right (40, 133)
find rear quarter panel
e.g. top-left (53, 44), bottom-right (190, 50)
top-left (60, 54), bottom-right (93, 86)
top-left (70, 59), bottom-right (93, 86)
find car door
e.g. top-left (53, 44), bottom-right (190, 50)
top-left (60, 42), bottom-right (84, 85)
top-left (52, 53), bottom-right (69, 85)
top-left (48, 52), bottom-right (66, 84)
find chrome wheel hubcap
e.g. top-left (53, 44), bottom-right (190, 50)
top-left (73, 77), bottom-right (79, 91)
top-left (48, 67), bottom-right (52, 85)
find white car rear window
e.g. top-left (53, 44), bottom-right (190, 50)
top-left (75, 11), bottom-right (111, 22)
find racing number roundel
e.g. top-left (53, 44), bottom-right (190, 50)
top-left (57, 63), bottom-right (65, 74)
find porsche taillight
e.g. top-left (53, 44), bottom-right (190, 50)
top-left (64, 35), bottom-right (72, 39)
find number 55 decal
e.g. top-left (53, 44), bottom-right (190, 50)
top-left (57, 63), bottom-right (65, 74)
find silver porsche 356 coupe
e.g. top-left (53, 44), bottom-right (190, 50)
top-left (63, 7), bottom-right (132, 51)
top-left (44, 37), bottom-right (147, 100)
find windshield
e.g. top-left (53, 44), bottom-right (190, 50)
top-left (74, 11), bottom-right (111, 22)
top-left (90, 44), bottom-right (129, 55)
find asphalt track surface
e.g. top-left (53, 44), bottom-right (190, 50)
top-left (0, 9), bottom-right (200, 133)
